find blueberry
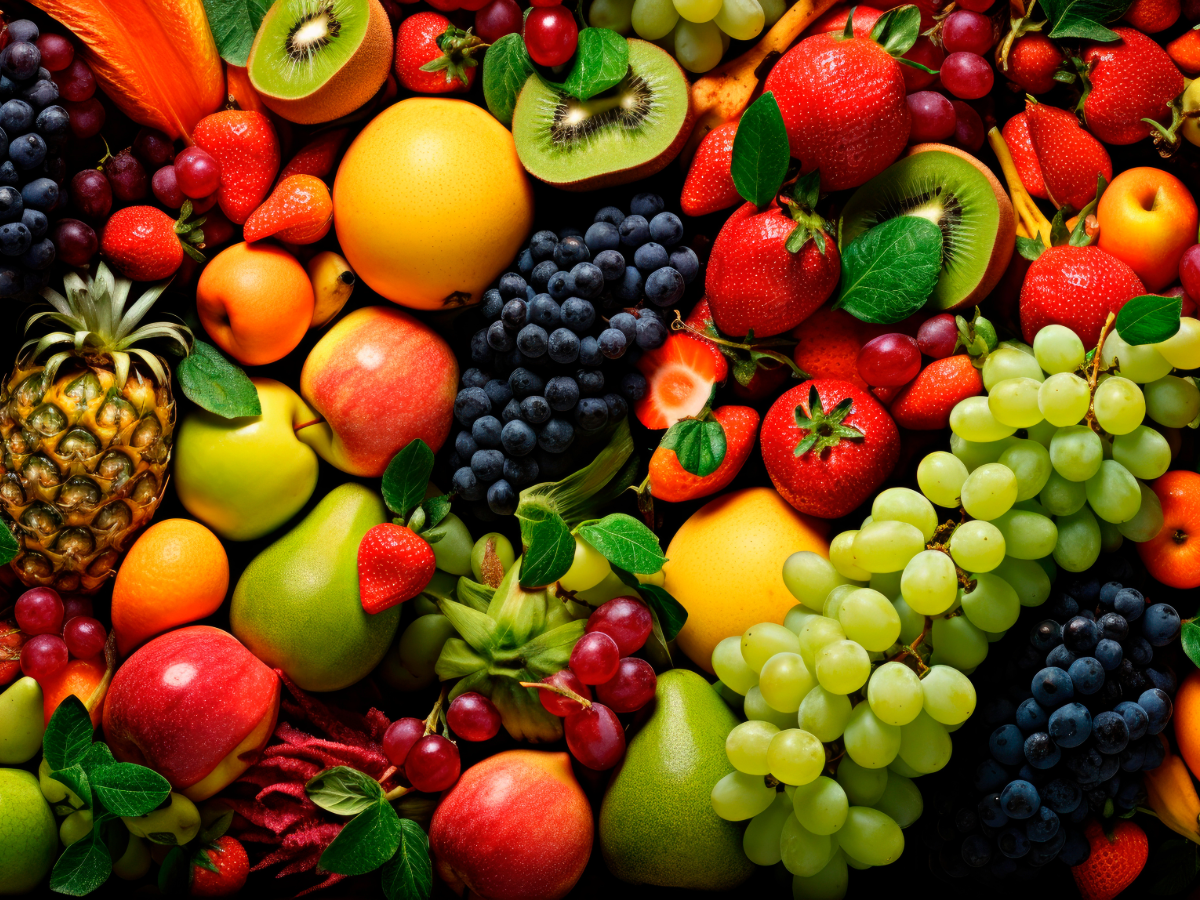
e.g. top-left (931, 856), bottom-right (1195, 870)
top-left (593, 248), bottom-right (625, 282)
top-left (487, 478), bottom-right (517, 515)
top-left (1045, 644), bottom-right (1075, 669)
top-left (1067, 657), bottom-right (1104, 694)
top-left (620, 371), bottom-right (647, 400)
top-left (560, 297), bottom-right (595, 333)
top-left (499, 272), bottom-right (527, 299)
top-left (520, 395), bottom-right (551, 424)
top-left (1109, 700), bottom-right (1148, 742)
top-left (19, 176), bottom-right (54, 211)
top-left (500, 298), bottom-right (527, 332)
top-left (508, 368), bottom-right (545, 400)
top-left (669, 246), bottom-right (700, 284)
top-left (483, 318), bottom-right (513, 350)
top-left (1030, 619), bottom-right (1062, 654)
top-left (545, 376), bottom-right (580, 411)
top-left (1111, 588), bottom-right (1143, 621)
top-left (1024, 805), bottom-right (1059, 843)
top-left (575, 397), bottom-right (609, 431)
top-left (454, 387), bottom-right (490, 425)
top-left (977, 792), bottom-right (1008, 828)
top-left (0, 267), bottom-right (19, 298)
top-left (1030, 667), bottom-right (1073, 709)
top-left (0, 185), bottom-right (21, 223)
top-left (1042, 778), bottom-right (1081, 815)
top-left (584, 221), bottom-right (620, 253)
top-left (594, 206), bottom-right (625, 227)
top-left (577, 367), bottom-right (605, 396)
top-left (1, 43), bottom-right (39, 81)
top-left (471, 448), bottom-right (505, 482)
top-left (554, 235), bottom-right (590, 268)
top-left (603, 392), bottom-right (628, 422)
top-left (0, 78), bottom-right (11, 103)
top-left (1090, 710), bottom-right (1130, 756)
top-left (1143, 734), bottom-right (1167, 769)
top-left (459, 367), bottom-right (487, 389)
top-left (481, 288), bottom-right (504, 320)
top-left (1120, 741), bottom-right (1146, 772)
top-left (1062, 616), bottom-right (1100, 653)
top-left (1099, 581), bottom-right (1123, 605)
top-left (990, 724), bottom-right (1026, 766)
top-left (501, 419), bottom-right (537, 456)
top-left (455, 429), bottom-right (479, 459)
top-left (1048, 701), bottom-right (1091, 748)
top-left (633, 241), bottom-right (669, 273)
top-left (452, 466), bottom-right (482, 501)
top-left (1139, 687), bottom-right (1173, 734)
top-left (1078, 609), bottom-right (1096, 621)
top-left (649, 211), bottom-right (683, 247)
top-left (482, 377), bottom-right (513, 410)
top-left (20, 236), bottom-right (52, 270)
top-left (1141, 603), bottom-right (1180, 646)
top-left (630, 192), bottom-right (664, 218)
top-left (517, 323), bottom-right (548, 357)
top-left (2, 220), bottom-right (32, 257)
top-left (645, 266), bottom-right (685, 307)
top-left (619, 214), bottom-right (650, 247)
top-left (1000, 780), bottom-right (1040, 820)
top-left (501, 397), bottom-right (523, 423)
top-left (1097, 612), bottom-right (1128, 642)
top-left (538, 417), bottom-right (575, 453)
top-left (516, 248), bottom-right (534, 278)
top-left (1126, 636), bottom-right (1153, 666)
top-left (1015, 698), bottom-right (1048, 734)
top-left (1023, 732), bottom-right (1059, 769)
top-left (0, 98), bottom-right (32, 134)
top-left (530, 260), bottom-right (559, 292)
top-left (528, 294), bottom-right (561, 329)
top-left (470, 329), bottom-right (494, 367)
top-left (1047, 592), bottom-right (1079, 621)
top-left (503, 455), bottom-right (539, 486)
top-left (530, 230), bottom-right (558, 262)
top-left (614, 266), bottom-right (644, 303)
top-left (570, 262), bottom-right (604, 299)
top-left (579, 335), bottom-right (603, 367)
top-left (598, 328), bottom-right (627, 359)
top-left (961, 834), bottom-right (992, 868)
top-left (547, 327), bottom-right (580, 364)
top-left (0, 161), bottom-right (18, 186)
top-left (547, 269), bottom-right (574, 300)
top-left (1146, 666), bottom-right (1177, 694)
top-left (22, 78), bottom-right (56, 111)
top-left (1095, 639), bottom-right (1124, 671)
top-left (975, 759), bottom-right (1010, 794)
top-left (472, 415), bottom-right (503, 448)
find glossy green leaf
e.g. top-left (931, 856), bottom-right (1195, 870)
top-left (576, 513), bottom-right (666, 575)
top-left (834, 216), bottom-right (943, 324)
top-left (637, 583), bottom-right (688, 642)
top-left (517, 504), bottom-right (575, 587)
top-left (319, 801), bottom-right (404, 876)
top-left (1182, 620), bottom-right (1200, 670)
top-left (659, 417), bottom-right (726, 477)
top-left (91, 763), bottom-right (170, 817)
top-left (1115, 294), bottom-right (1182, 345)
top-left (177, 339), bottom-right (261, 419)
top-left (49, 831), bottom-right (112, 896)
top-left (382, 819), bottom-right (433, 900)
top-left (1041, 0), bottom-right (1130, 41)
top-left (868, 5), bottom-right (921, 57)
top-left (730, 91), bottom-right (790, 208)
top-left (44, 695), bottom-right (94, 771)
top-left (201, 0), bottom-right (271, 66)
top-left (540, 29), bottom-right (629, 100)
top-left (382, 440), bottom-right (435, 519)
top-left (483, 34), bottom-right (534, 126)
top-left (307, 766), bottom-right (385, 816)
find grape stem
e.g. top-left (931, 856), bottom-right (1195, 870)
top-left (889, 618), bottom-right (931, 675)
top-left (519, 681), bottom-right (593, 709)
top-left (1084, 311), bottom-right (1118, 435)
top-left (424, 684), bottom-right (450, 737)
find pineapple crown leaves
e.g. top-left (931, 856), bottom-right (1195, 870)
top-left (418, 26), bottom-right (487, 86)
top-left (793, 386), bottom-right (864, 456)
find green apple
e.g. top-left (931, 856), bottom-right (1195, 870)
top-left (0, 768), bottom-right (58, 895)
top-left (174, 378), bottom-right (321, 541)
top-left (0, 677), bottom-right (44, 764)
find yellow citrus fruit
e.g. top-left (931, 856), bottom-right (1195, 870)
top-left (662, 488), bottom-right (830, 672)
top-left (332, 97), bottom-right (534, 310)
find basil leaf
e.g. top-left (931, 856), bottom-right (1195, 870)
top-left (382, 440), bottom-right (435, 519)
top-left (1182, 620), bottom-right (1200, 670)
top-left (659, 418), bottom-right (727, 477)
top-left (834, 216), bottom-right (943, 324)
top-left (49, 831), bottom-right (112, 896)
top-left (636, 583), bottom-right (688, 641)
top-left (50, 765), bottom-right (91, 811)
top-left (576, 513), bottom-right (666, 575)
top-left (307, 766), bottom-right (386, 816)
top-left (91, 763), bottom-right (171, 817)
top-left (483, 34), bottom-right (534, 126)
top-left (319, 800), bottom-right (404, 876)
top-left (1041, 0), bottom-right (1130, 41)
top-left (730, 91), bottom-right (790, 208)
top-left (868, 5), bottom-right (922, 57)
top-left (0, 518), bottom-right (17, 566)
top-left (540, 29), bottom-right (629, 101)
top-left (517, 504), bottom-right (575, 588)
top-left (382, 819), bottom-right (434, 900)
top-left (44, 695), bottom-right (94, 771)
top-left (1115, 295), bottom-right (1182, 345)
top-left (177, 339), bottom-right (262, 419)
top-left (1016, 235), bottom-right (1046, 261)
top-left (201, 0), bottom-right (272, 66)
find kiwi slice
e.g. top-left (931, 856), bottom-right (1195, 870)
top-left (248, 0), bottom-right (392, 125)
top-left (838, 149), bottom-right (1015, 312)
top-left (512, 39), bottom-right (692, 191)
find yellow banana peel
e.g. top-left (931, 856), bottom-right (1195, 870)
top-left (987, 126), bottom-right (1052, 248)
top-left (1144, 744), bottom-right (1200, 844)
top-left (307, 251), bottom-right (356, 329)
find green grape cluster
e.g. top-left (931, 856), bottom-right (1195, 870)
top-left (618, 0), bottom-right (783, 72)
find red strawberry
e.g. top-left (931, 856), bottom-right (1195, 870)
top-left (1071, 820), bottom-right (1149, 900)
top-left (1167, 28), bottom-right (1200, 75)
top-left (1122, 0), bottom-right (1180, 31)
top-left (648, 406), bottom-right (760, 502)
top-left (358, 523), bottom-right (436, 614)
top-left (762, 32), bottom-right (910, 191)
top-left (1002, 33), bottom-right (1063, 95)
top-left (1001, 111), bottom-right (1049, 200)
top-left (244, 174), bottom-right (334, 244)
top-left (394, 13), bottom-right (482, 94)
top-left (803, 4), bottom-right (884, 37)
top-left (99, 205), bottom-right (203, 281)
top-left (761, 380), bottom-right (899, 518)
top-left (888, 354), bottom-right (983, 430)
top-left (682, 298), bottom-right (795, 398)
top-left (791, 305), bottom-right (922, 391)
top-left (278, 128), bottom-right (349, 182)
top-left (193, 110), bottom-right (281, 224)
top-left (190, 836), bottom-right (249, 897)
top-left (802, 6), bottom-right (940, 90)
top-left (635, 332), bottom-right (729, 430)
top-left (1081, 27), bottom-right (1184, 146)
top-left (1024, 100), bottom-right (1112, 210)
top-left (1019, 245), bottom-right (1146, 346)
top-left (681, 121), bottom-right (740, 218)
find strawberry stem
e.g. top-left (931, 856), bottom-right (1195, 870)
top-left (418, 27), bottom-right (488, 86)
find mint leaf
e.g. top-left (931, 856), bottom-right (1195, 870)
top-left (307, 766), bottom-right (385, 816)
top-left (382, 819), bottom-right (433, 900)
top-left (869, 5), bottom-right (921, 57)
top-left (177, 339), bottom-right (261, 419)
top-left (49, 831), bottom-right (112, 896)
top-left (201, 0), bottom-right (272, 66)
top-left (1041, 0), bottom-right (1130, 41)
top-left (834, 216), bottom-right (943, 324)
top-left (483, 33), bottom-right (534, 126)
top-left (637, 583), bottom-right (688, 641)
top-left (1116, 295), bottom-right (1182, 345)
top-left (576, 513), bottom-right (665, 575)
top-left (319, 800), bottom-right (404, 876)
top-left (91, 763), bottom-right (171, 817)
top-left (1182, 621), bottom-right (1200, 670)
top-left (539, 29), bottom-right (628, 100)
top-left (44, 695), bottom-right (94, 771)
top-left (731, 91), bottom-right (790, 208)
top-left (382, 440), bottom-right (435, 519)
top-left (517, 504), bottom-right (575, 588)
top-left (659, 418), bottom-right (726, 477)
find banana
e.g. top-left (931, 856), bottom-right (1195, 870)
top-left (1144, 742), bottom-right (1200, 844)
top-left (987, 126), bottom-right (1052, 247)
top-left (307, 250), bottom-right (355, 328)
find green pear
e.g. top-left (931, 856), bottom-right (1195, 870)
top-left (0, 768), bottom-right (58, 895)
top-left (599, 669), bottom-right (754, 891)
top-left (0, 677), bottom-right (44, 764)
top-left (231, 483), bottom-right (399, 692)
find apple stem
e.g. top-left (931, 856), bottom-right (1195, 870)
top-left (293, 416), bottom-right (327, 433)
top-left (519, 681), bottom-right (592, 709)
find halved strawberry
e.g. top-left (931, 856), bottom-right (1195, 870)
top-left (635, 332), bottom-right (729, 430)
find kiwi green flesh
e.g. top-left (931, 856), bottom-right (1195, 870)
top-left (512, 40), bottom-right (689, 186)
top-left (250, 0), bottom-right (368, 99)
top-left (838, 151), bottom-right (1002, 312)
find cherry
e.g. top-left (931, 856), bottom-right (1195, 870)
top-left (564, 703), bottom-right (625, 770)
top-left (53, 58), bottom-right (95, 102)
top-left (383, 717), bottom-right (426, 767)
top-left (21, 633), bottom-right (68, 680)
top-left (906, 91), bottom-right (956, 143)
top-left (942, 10), bottom-right (995, 55)
top-left (15, 587), bottom-right (63, 635)
top-left (173, 147), bottom-right (221, 199)
top-left (65, 98), bottom-right (104, 139)
top-left (586, 596), bottom-right (653, 657)
top-left (918, 313), bottom-right (960, 359)
top-left (569, 631), bottom-right (620, 685)
top-left (50, 219), bottom-right (97, 267)
top-left (70, 169), bottom-right (111, 220)
top-left (595, 658), bottom-right (657, 712)
top-left (524, 6), bottom-right (578, 68)
top-left (941, 52), bottom-right (994, 100)
top-left (475, 0), bottom-right (523, 43)
top-left (133, 128), bottom-right (175, 168)
top-left (404, 735), bottom-right (461, 792)
top-left (447, 692), bottom-right (502, 741)
top-left (63, 616), bottom-right (106, 658)
top-left (151, 165), bottom-right (185, 209)
top-left (35, 34), bottom-right (73, 72)
top-left (857, 333), bottom-right (921, 387)
top-left (537, 670), bottom-right (592, 717)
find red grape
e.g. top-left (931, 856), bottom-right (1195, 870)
top-left (61, 596), bottom-right (93, 622)
top-left (174, 147), bottom-right (221, 199)
top-left (202, 210), bottom-right (236, 247)
top-left (191, 192), bottom-right (218, 213)
top-left (1162, 284), bottom-right (1197, 318)
top-left (475, 0), bottom-right (523, 43)
top-left (1179, 245), bottom-right (1200, 299)
top-left (569, 631), bottom-right (620, 685)
top-left (901, 37), bottom-right (943, 93)
top-left (906, 91), bottom-right (956, 143)
top-left (952, 100), bottom-right (986, 151)
top-left (459, 0), bottom-right (491, 12)
top-left (53, 58), bottom-right (95, 102)
top-left (15, 587), bottom-right (63, 635)
top-left (537, 669), bottom-right (592, 717)
top-left (50, 219), bottom-right (97, 267)
top-left (857, 333), bottom-right (921, 387)
top-left (65, 98), bottom-right (105, 139)
top-left (530, 0), bottom-right (563, 6)
top-left (596, 658), bottom-right (656, 712)
top-left (63, 616), bottom-right (105, 658)
top-left (35, 34), bottom-right (73, 72)
top-left (565, 703), bottom-right (625, 770)
top-left (941, 52), bottom-right (994, 100)
top-left (21, 633), bottom-right (68, 680)
top-left (70, 169), bottom-right (111, 220)
top-left (586, 596), bottom-right (653, 657)
top-left (447, 692), bottom-right (502, 741)
top-left (404, 735), bottom-right (461, 792)
top-left (524, 7), bottom-right (578, 68)
top-left (942, 10), bottom-right (995, 55)
top-left (918, 313), bottom-right (959, 359)
top-left (426, 0), bottom-right (461, 11)
top-left (383, 717), bottom-right (426, 767)
top-left (133, 128), bottom-right (175, 168)
top-left (151, 165), bottom-right (185, 209)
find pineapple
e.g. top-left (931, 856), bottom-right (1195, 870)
top-left (0, 263), bottom-right (191, 592)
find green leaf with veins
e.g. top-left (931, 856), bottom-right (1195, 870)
top-left (576, 513), bottom-right (666, 575)
top-left (319, 800), bottom-right (404, 876)
top-left (306, 766), bottom-right (385, 816)
top-left (539, 28), bottom-right (629, 100)
top-left (382, 440), bottom-right (435, 519)
top-left (1116, 294), bottom-right (1182, 345)
top-left (1040, 0), bottom-right (1130, 41)
top-left (730, 91), bottom-right (790, 208)
top-left (659, 417), bottom-right (726, 477)
top-left (44, 695), bottom-right (94, 771)
top-left (868, 5), bottom-right (921, 57)
top-left (90, 763), bottom-right (170, 817)
top-left (483, 34), bottom-right (534, 126)
top-left (177, 339), bottom-right (261, 419)
top-left (49, 830), bottom-right (112, 897)
top-left (834, 216), bottom-right (942, 324)
top-left (382, 819), bottom-right (433, 900)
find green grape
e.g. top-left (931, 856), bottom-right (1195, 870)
top-left (999, 439), bottom-right (1052, 500)
top-left (960, 462), bottom-right (1018, 520)
top-left (898, 710), bottom-right (953, 774)
top-left (742, 622), bottom-right (801, 673)
top-left (843, 852), bottom-right (872, 870)
top-left (1025, 418), bottom-right (1059, 448)
top-left (380, 614), bottom-right (457, 691)
top-left (950, 433), bottom-right (1017, 472)
top-left (948, 520), bottom-right (1006, 572)
top-left (920, 664), bottom-right (976, 724)
top-left (1144, 375), bottom-right (1200, 428)
top-left (815, 639), bottom-right (871, 694)
top-left (1037, 555), bottom-right (1057, 580)
top-left (1102, 328), bottom-right (1172, 383)
top-left (829, 530), bottom-right (871, 580)
top-left (850, 520), bottom-right (925, 573)
top-left (713, 0), bottom-right (764, 38)
top-left (838, 588), bottom-right (901, 651)
top-left (843, 702), bottom-right (902, 769)
top-left (1117, 481), bottom-right (1163, 542)
top-left (917, 451), bottom-right (969, 509)
top-left (712, 636), bottom-right (758, 694)
top-left (711, 771), bottom-right (777, 820)
top-left (784, 550), bottom-right (858, 612)
top-left (867, 662), bottom-right (923, 726)
top-left (1112, 426), bottom-right (1171, 480)
top-left (985, 629), bottom-right (1007, 643)
top-left (1033, 323), bottom-right (1086, 374)
top-left (769, 729), bottom-right (825, 786)
top-left (1093, 376), bottom-right (1146, 435)
top-left (840, 807), bottom-right (905, 866)
top-left (893, 596), bottom-right (925, 644)
top-left (900, 549), bottom-right (959, 615)
top-left (1050, 425), bottom-right (1103, 481)
top-left (1040, 469), bottom-right (1089, 516)
top-left (559, 535), bottom-right (611, 592)
top-left (1085, 459), bottom-right (1141, 523)
top-left (1156, 316), bottom-right (1200, 369)
top-left (715, 680), bottom-right (745, 715)
top-left (1052, 504), bottom-right (1102, 572)
top-left (982, 347), bottom-right (1045, 390)
top-left (960, 572), bottom-right (1020, 632)
top-left (672, 0), bottom-right (722, 22)
top-left (1014, 497), bottom-right (1050, 515)
top-left (860, 515), bottom-right (874, 528)
top-left (1099, 517), bottom-right (1124, 552)
top-left (823, 583), bottom-right (860, 620)
top-left (1037, 372), bottom-right (1090, 427)
top-left (791, 851), bottom-right (848, 900)
top-left (780, 814), bottom-right (834, 877)
top-left (672, 18), bottom-right (724, 71)
top-left (720, 24), bottom-right (730, 51)
top-left (836, 757), bottom-right (887, 805)
top-left (950, 396), bottom-right (1018, 442)
top-left (869, 570), bottom-right (903, 600)
top-left (726, 719), bottom-right (780, 775)
top-left (785, 604), bottom-right (820, 636)
top-left (743, 792), bottom-right (792, 866)
top-left (760, 652), bottom-right (816, 713)
top-left (990, 509), bottom-right (1058, 559)
top-left (793, 776), bottom-right (849, 835)
top-left (993, 556), bottom-right (1051, 607)
top-left (759, 0), bottom-right (785, 24)
top-left (427, 513), bottom-right (474, 576)
top-left (930, 615), bottom-right (989, 669)
top-left (632, 0), bottom-right (680, 37)
top-left (988, 377), bottom-right (1044, 428)
top-left (799, 686), bottom-right (853, 742)
top-left (888, 756), bottom-right (923, 779)
top-left (745, 686), bottom-right (803, 729)
top-left (654, 25), bottom-right (676, 52)
top-left (872, 773), bottom-right (924, 829)
top-left (799, 616), bottom-right (847, 672)
top-left (872, 487), bottom-right (938, 541)
top-left (589, 0), bottom-right (635, 30)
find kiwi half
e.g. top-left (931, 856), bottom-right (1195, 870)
top-left (512, 39), bottom-right (692, 191)
top-left (248, 0), bottom-right (392, 125)
top-left (838, 147), bottom-right (1016, 312)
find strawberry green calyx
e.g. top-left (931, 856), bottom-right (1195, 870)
top-left (868, 5), bottom-right (939, 74)
top-left (996, 0), bottom-right (1047, 73)
top-left (173, 200), bottom-right (206, 263)
top-left (780, 171), bottom-right (831, 255)
top-left (793, 386), bottom-right (864, 457)
top-left (420, 27), bottom-right (488, 86)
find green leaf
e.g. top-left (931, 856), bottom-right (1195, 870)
top-left (539, 29), bottom-right (629, 100)
top-left (1016, 235), bottom-right (1046, 261)
top-left (834, 216), bottom-right (943, 324)
top-left (483, 34), bottom-right (534, 126)
top-left (0, 517), bottom-right (17, 565)
top-left (420, 495), bottom-right (452, 531)
top-left (730, 91), bottom-right (790, 209)
top-left (201, 0), bottom-right (271, 66)
top-left (517, 504), bottom-right (576, 588)
top-left (80, 742), bottom-right (115, 774)
top-left (1115, 295), bottom-right (1182, 345)
top-left (91, 764), bottom-right (170, 817)
top-left (306, 766), bottom-right (385, 816)
top-left (44, 695), bottom-right (94, 771)
top-left (200, 809), bottom-right (234, 843)
top-left (177, 339), bottom-right (262, 419)
top-left (319, 800), bottom-right (404, 876)
top-left (157, 846), bottom-right (188, 895)
top-left (576, 513), bottom-right (666, 575)
top-left (1040, 0), bottom-right (1130, 41)
top-left (382, 440), bottom-right (435, 519)
top-left (50, 765), bottom-right (91, 811)
top-left (49, 831), bottom-right (112, 896)
top-left (637, 583), bottom-right (688, 642)
top-left (868, 5), bottom-right (922, 57)
top-left (382, 819), bottom-right (433, 900)
top-left (659, 417), bottom-right (727, 477)
top-left (1182, 620), bottom-right (1200, 669)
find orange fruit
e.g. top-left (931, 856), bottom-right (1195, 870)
top-left (111, 519), bottom-right (229, 656)
top-left (1175, 670), bottom-right (1200, 778)
top-left (1137, 470), bottom-right (1200, 588)
top-left (41, 655), bottom-right (108, 726)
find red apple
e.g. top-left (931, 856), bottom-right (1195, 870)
top-left (101, 626), bottom-right (280, 801)
top-left (297, 306), bottom-right (459, 476)
top-left (429, 750), bottom-right (592, 900)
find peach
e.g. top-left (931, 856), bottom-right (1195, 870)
top-left (1098, 167), bottom-right (1199, 292)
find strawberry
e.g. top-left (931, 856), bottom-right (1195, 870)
top-left (1080, 27), bottom-right (1184, 146)
top-left (1019, 245), bottom-right (1146, 346)
top-left (278, 128), bottom-right (349, 182)
top-left (1024, 99), bottom-right (1112, 210)
top-left (1001, 111), bottom-right (1049, 200)
top-left (635, 332), bottom-right (729, 430)
top-left (803, 6), bottom-right (940, 90)
top-left (791, 305), bottom-right (922, 390)
top-left (358, 523), bottom-right (436, 614)
top-left (681, 298), bottom-right (798, 397)
top-left (1122, 0), bottom-right (1180, 31)
top-left (193, 110), bottom-right (281, 225)
top-left (190, 836), bottom-right (248, 897)
top-left (99, 204), bottom-right (204, 281)
top-left (1167, 28), bottom-right (1200, 75)
top-left (680, 121), bottom-right (740, 218)
top-left (803, 4), bottom-right (883, 37)
top-left (761, 380), bottom-right (900, 518)
top-left (1071, 820), bottom-right (1149, 900)
top-left (1003, 33), bottom-right (1063, 95)
top-left (888, 354), bottom-right (983, 430)
top-left (394, 13), bottom-right (483, 93)
top-left (648, 406), bottom-right (760, 503)
top-left (244, 175), bottom-right (333, 244)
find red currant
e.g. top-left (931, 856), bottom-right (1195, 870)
top-left (524, 7), bottom-right (579, 68)
top-left (21, 633), bottom-right (68, 680)
top-left (569, 631), bottom-right (620, 685)
top-left (538, 670), bottom-right (592, 717)
top-left (857, 334), bottom-right (921, 387)
top-left (63, 617), bottom-right (106, 659)
top-left (475, 0), bottom-right (523, 43)
top-left (596, 658), bottom-right (656, 712)
top-left (404, 735), bottom-right (461, 792)
top-left (586, 596), bottom-right (653, 657)
top-left (564, 703), bottom-right (625, 770)
top-left (15, 587), bottom-right (63, 635)
top-left (173, 147), bottom-right (221, 200)
top-left (383, 717), bottom-right (426, 767)
top-left (447, 692), bottom-right (502, 742)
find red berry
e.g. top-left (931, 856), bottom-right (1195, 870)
top-left (173, 147), bottom-right (221, 199)
top-left (564, 703), bottom-right (625, 770)
top-left (63, 616), bottom-right (106, 658)
top-left (447, 692), bottom-right (502, 741)
top-left (35, 34), bottom-right (73, 72)
top-left (475, 0), bottom-right (523, 43)
top-left (941, 52), bottom-right (994, 99)
top-left (61, 596), bottom-right (93, 622)
top-left (918, 313), bottom-right (959, 358)
top-left (50, 218), bottom-right (97, 267)
top-left (69, 169), bottom-right (110, 221)
top-left (524, 6), bottom-right (579, 67)
top-left (65, 98), bottom-right (104, 139)
top-left (383, 717), bottom-right (426, 767)
top-left (906, 91), bottom-right (956, 142)
top-left (15, 587), bottom-right (63, 635)
top-left (596, 657), bottom-right (657, 712)
top-left (105, 148), bottom-right (148, 203)
top-left (857, 333), bottom-right (921, 387)
top-left (538, 669), bottom-right (592, 717)
top-left (586, 596), bottom-right (653, 657)
top-left (21, 633), bottom-right (68, 680)
top-left (569, 631), bottom-right (620, 685)
top-left (952, 100), bottom-right (986, 151)
top-left (132, 128), bottom-right (175, 168)
top-left (404, 735), bottom-right (461, 792)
